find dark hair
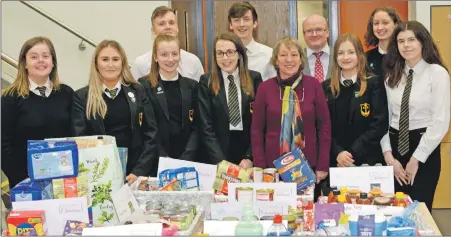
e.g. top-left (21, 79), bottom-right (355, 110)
top-left (364, 6), bottom-right (402, 47)
top-left (151, 6), bottom-right (176, 25)
top-left (228, 2), bottom-right (258, 23)
top-left (210, 32), bottom-right (254, 98)
top-left (384, 21), bottom-right (448, 88)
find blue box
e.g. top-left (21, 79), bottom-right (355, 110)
top-left (159, 167), bottom-right (200, 191)
top-left (27, 140), bottom-right (79, 181)
top-left (273, 148), bottom-right (316, 192)
top-left (11, 178), bottom-right (54, 202)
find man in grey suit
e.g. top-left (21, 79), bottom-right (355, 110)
top-left (302, 14), bottom-right (333, 82)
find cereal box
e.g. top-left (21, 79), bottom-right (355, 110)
top-left (52, 174), bottom-right (89, 199)
top-left (62, 220), bottom-right (92, 236)
top-left (7, 210), bottom-right (47, 236)
top-left (159, 167), bottom-right (200, 191)
top-left (273, 148), bottom-right (316, 192)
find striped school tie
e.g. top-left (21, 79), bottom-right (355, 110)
top-left (342, 79), bottom-right (353, 87)
top-left (227, 75), bottom-right (241, 127)
top-left (37, 86), bottom-right (46, 97)
top-left (105, 88), bottom-right (119, 99)
top-left (398, 69), bottom-right (414, 156)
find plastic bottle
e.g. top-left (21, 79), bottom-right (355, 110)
top-left (393, 192), bottom-right (407, 208)
top-left (329, 190), bottom-right (340, 203)
top-left (235, 204), bottom-right (264, 236)
top-left (338, 194), bottom-right (350, 204)
top-left (266, 214), bottom-right (291, 236)
top-left (339, 187), bottom-right (352, 203)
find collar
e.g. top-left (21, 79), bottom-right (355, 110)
top-left (102, 80), bottom-right (122, 93)
top-left (404, 59), bottom-right (427, 76)
top-left (307, 44), bottom-right (330, 58)
top-left (221, 67), bottom-right (239, 81)
top-left (245, 39), bottom-right (258, 54)
top-left (378, 46), bottom-right (387, 55)
top-left (29, 77), bottom-right (52, 91)
top-left (160, 72), bottom-right (179, 81)
top-left (340, 72), bottom-right (358, 85)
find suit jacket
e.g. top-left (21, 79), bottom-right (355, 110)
top-left (303, 46), bottom-right (334, 80)
top-left (72, 83), bottom-right (158, 176)
top-left (138, 75), bottom-right (198, 164)
top-left (197, 70), bottom-right (263, 164)
top-left (322, 75), bottom-right (389, 167)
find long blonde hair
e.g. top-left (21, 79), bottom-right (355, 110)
top-left (210, 32), bottom-right (254, 98)
top-left (86, 40), bottom-right (136, 119)
top-left (147, 35), bottom-right (180, 88)
top-left (2, 36), bottom-right (61, 97)
top-left (330, 33), bottom-right (368, 97)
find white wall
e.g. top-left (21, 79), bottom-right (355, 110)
top-left (2, 1), bottom-right (168, 90)
top-left (412, 1), bottom-right (451, 31)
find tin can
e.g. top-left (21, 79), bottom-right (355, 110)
top-left (146, 201), bottom-right (162, 212)
top-left (235, 187), bottom-right (254, 203)
top-left (189, 205), bottom-right (197, 217)
top-left (256, 188), bottom-right (275, 201)
top-left (263, 168), bottom-right (279, 183)
top-left (171, 214), bottom-right (188, 231)
top-left (252, 167), bottom-right (263, 183)
top-left (160, 210), bottom-right (175, 228)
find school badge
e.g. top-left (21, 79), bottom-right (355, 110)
top-left (360, 103), bottom-right (370, 117)
top-left (250, 102), bottom-right (254, 113)
top-left (139, 112), bottom-right (143, 126)
top-left (189, 109), bottom-right (194, 122)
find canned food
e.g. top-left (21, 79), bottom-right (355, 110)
top-left (263, 168), bottom-right (278, 183)
top-left (179, 208), bottom-right (193, 226)
top-left (171, 214), bottom-right (188, 231)
top-left (235, 187), bottom-right (254, 203)
top-left (252, 167), bottom-right (263, 183)
top-left (189, 205), bottom-right (197, 217)
top-left (146, 201), bottom-right (162, 212)
top-left (256, 188), bottom-right (274, 201)
top-left (160, 210), bottom-right (175, 228)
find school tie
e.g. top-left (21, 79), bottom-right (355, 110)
top-left (314, 51), bottom-right (324, 82)
top-left (105, 88), bottom-right (119, 99)
top-left (36, 86), bottom-right (46, 97)
top-left (398, 69), bottom-right (414, 156)
top-left (342, 79), bottom-right (353, 87)
top-left (227, 75), bottom-right (241, 127)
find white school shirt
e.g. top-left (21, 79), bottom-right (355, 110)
top-left (131, 49), bottom-right (204, 81)
top-left (380, 59), bottom-right (450, 163)
top-left (221, 68), bottom-right (243, 131)
top-left (102, 80), bottom-right (122, 99)
top-left (29, 78), bottom-right (52, 97)
top-left (246, 39), bottom-right (277, 81)
top-left (306, 44), bottom-right (330, 79)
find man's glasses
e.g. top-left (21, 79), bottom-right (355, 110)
top-left (303, 28), bottom-right (327, 36)
top-left (215, 50), bottom-right (237, 58)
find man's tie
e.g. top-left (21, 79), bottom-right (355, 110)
top-left (314, 51), bottom-right (324, 82)
top-left (398, 69), bottom-right (414, 156)
top-left (37, 86), bottom-right (46, 97)
top-left (105, 88), bottom-right (119, 99)
top-left (227, 75), bottom-right (241, 127)
top-left (343, 79), bottom-right (353, 87)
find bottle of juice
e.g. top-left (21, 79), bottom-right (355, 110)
top-left (393, 192), bottom-right (407, 208)
top-left (328, 186), bottom-right (338, 203)
top-left (356, 192), bottom-right (371, 205)
top-left (339, 187), bottom-right (352, 203)
top-left (338, 194), bottom-right (347, 204)
top-left (235, 204), bottom-right (264, 236)
top-left (329, 190), bottom-right (340, 203)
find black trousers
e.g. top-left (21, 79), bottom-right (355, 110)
top-left (389, 127), bottom-right (441, 211)
top-left (228, 130), bottom-right (250, 165)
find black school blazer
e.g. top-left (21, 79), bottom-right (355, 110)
top-left (71, 83), bottom-right (158, 176)
top-left (138, 75), bottom-right (199, 163)
top-left (197, 70), bottom-right (263, 164)
top-left (322, 75), bottom-right (389, 166)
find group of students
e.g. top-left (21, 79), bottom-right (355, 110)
top-left (2, 3), bottom-right (449, 212)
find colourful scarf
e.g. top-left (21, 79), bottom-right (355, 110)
top-left (279, 73), bottom-right (305, 156)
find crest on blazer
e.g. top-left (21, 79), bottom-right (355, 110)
top-left (139, 112), bottom-right (143, 126)
top-left (360, 103), bottom-right (370, 117)
top-left (250, 102), bottom-right (254, 113)
top-left (189, 109), bottom-right (194, 122)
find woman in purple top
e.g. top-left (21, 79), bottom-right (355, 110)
top-left (251, 36), bottom-right (331, 196)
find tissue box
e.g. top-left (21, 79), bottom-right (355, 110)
top-left (27, 140), bottom-right (79, 181)
top-left (52, 175), bottom-right (89, 199)
top-left (273, 148), bottom-right (316, 192)
top-left (10, 179), bottom-right (53, 202)
top-left (159, 167), bottom-right (200, 191)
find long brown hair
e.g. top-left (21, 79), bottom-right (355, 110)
top-left (210, 32), bottom-right (254, 97)
top-left (364, 6), bottom-right (402, 47)
top-left (330, 33), bottom-right (368, 97)
top-left (384, 21), bottom-right (448, 88)
top-left (147, 35), bottom-right (180, 88)
top-left (86, 40), bottom-right (137, 119)
top-left (2, 36), bottom-right (60, 97)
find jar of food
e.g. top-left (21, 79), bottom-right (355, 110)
top-left (370, 189), bottom-right (382, 197)
top-left (146, 201), bottom-right (162, 213)
top-left (381, 193), bottom-right (396, 203)
top-left (348, 189), bottom-right (361, 204)
top-left (373, 196), bottom-right (391, 206)
top-left (356, 192), bottom-right (372, 205)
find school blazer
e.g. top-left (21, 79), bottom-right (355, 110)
top-left (197, 70), bottom-right (263, 164)
top-left (303, 46), bottom-right (334, 80)
top-left (138, 75), bottom-right (199, 163)
top-left (71, 83), bottom-right (158, 177)
top-left (322, 75), bottom-right (389, 166)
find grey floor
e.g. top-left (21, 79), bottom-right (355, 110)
top-left (432, 209), bottom-right (451, 235)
